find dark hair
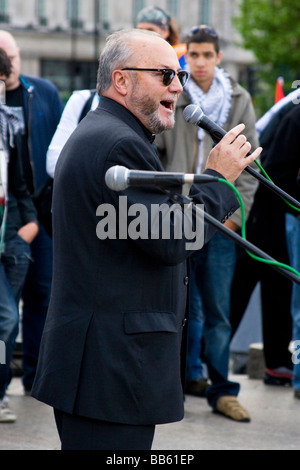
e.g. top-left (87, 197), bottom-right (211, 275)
top-left (167, 18), bottom-right (181, 46)
top-left (0, 47), bottom-right (12, 77)
top-left (97, 29), bottom-right (159, 96)
top-left (185, 25), bottom-right (220, 53)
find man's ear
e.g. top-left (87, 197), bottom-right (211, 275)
top-left (112, 70), bottom-right (129, 96)
top-left (216, 50), bottom-right (223, 66)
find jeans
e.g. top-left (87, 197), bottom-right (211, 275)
top-left (186, 260), bottom-right (206, 382)
top-left (187, 231), bottom-right (240, 408)
top-left (0, 235), bottom-right (31, 399)
top-left (285, 213), bottom-right (300, 391)
top-left (21, 224), bottom-right (53, 392)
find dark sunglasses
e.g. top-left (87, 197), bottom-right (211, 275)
top-left (121, 68), bottom-right (190, 87)
top-left (188, 25), bottom-right (217, 37)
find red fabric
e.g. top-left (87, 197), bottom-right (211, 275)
top-left (275, 77), bottom-right (285, 103)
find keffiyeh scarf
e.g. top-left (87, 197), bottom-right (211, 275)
top-left (0, 104), bottom-right (23, 252)
top-left (184, 66), bottom-right (233, 171)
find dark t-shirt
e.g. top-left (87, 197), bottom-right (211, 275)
top-left (6, 85), bottom-right (33, 193)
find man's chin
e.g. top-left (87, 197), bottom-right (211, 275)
top-left (147, 109), bottom-right (175, 134)
top-left (158, 115), bottom-right (175, 133)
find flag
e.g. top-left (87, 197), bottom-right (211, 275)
top-left (173, 43), bottom-right (187, 69)
top-left (275, 77), bottom-right (285, 103)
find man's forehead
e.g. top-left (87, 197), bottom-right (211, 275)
top-left (134, 36), bottom-right (179, 66)
top-left (188, 42), bottom-right (216, 52)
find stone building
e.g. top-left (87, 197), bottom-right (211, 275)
top-left (0, 0), bottom-right (255, 99)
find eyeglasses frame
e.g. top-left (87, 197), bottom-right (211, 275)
top-left (121, 68), bottom-right (190, 87)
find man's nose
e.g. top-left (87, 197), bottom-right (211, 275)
top-left (169, 74), bottom-right (183, 92)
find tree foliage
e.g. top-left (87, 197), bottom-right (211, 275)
top-left (234, 0), bottom-right (300, 114)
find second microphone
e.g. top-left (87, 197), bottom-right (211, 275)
top-left (105, 165), bottom-right (220, 192)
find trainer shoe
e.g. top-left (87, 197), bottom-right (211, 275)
top-left (185, 379), bottom-right (210, 397)
top-left (215, 396), bottom-right (251, 422)
top-left (0, 397), bottom-right (16, 423)
top-left (264, 367), bottom-right (293, 386)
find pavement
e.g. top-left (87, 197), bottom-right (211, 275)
top-left (1, 373), bottom-right (299, 451)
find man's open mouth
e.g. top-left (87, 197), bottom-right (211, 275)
top-left (160, 100), bottom-right (174, 110)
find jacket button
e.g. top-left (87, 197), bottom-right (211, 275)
top-left (184, 276), bottom-right (189, 286)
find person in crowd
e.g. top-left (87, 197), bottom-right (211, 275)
top-left (0, 31), bottom-right (64, 395)
top-left (230, 100), bottom-right (299, 386)
top-left (255, 86), bottom-right (300, 136)
top-left (136, 5), bottom-right (187, 68)
top-left (31, 29), bottom-right (261, 450)
top-left (156, 25), bottom-right (259, 422)
top-left (46, 89), bottom-right (99, 178)
top-left (0, 48), bottom-right (39, 422)
top-left (261, 103), bottom-right (300, 398)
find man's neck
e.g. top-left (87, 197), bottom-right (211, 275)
top-left (6, 79), bottom-right (21, 92)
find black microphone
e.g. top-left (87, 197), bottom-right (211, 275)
top-left (183, 103), bottom-right (300, 210)
top-left (183, 104), bottom-right (226, 144)
top-left (105, 165), bottom-right (219, 191)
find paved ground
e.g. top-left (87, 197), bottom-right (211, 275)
top-left (1, 374), bottom-right (299, 451)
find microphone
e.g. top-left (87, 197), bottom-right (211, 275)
top-left (105, 165), bottom-right (219, 191)
top-left (183, 103), bottom-right (300, 210)
top-left (183, 104), bottom-right (226, 144)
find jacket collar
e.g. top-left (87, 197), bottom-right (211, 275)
top-left (20, 75), bottom-right (35, 93)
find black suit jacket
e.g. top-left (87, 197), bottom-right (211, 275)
top-left (32, 97), bottom-right (238, 425)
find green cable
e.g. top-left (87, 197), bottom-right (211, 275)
top-left (218, 177), bottom-right (300, 278)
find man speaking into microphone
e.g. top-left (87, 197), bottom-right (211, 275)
top-left (156, 25), bottom-right (259, 421)
top-left (31, 29), bottom-right (261, 450)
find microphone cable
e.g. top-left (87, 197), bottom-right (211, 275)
top-left (216, 176), bottom-right (300, 278)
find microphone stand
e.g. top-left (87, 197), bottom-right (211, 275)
top-left (161, 186), bottom-right (300, 286)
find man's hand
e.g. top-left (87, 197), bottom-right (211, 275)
top-left (18, 222), bottom-right (39, 244)
top-left (224, 219), bottom-right (239, 231)
top-left (205, 124), bottom-right (262, 183)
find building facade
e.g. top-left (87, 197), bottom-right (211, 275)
top-left (0, 0), bottom-right (255, 100)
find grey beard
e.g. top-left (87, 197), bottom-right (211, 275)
top-left (130, 90), bottom-right (175, 134)
top-left (148, 109), bottom-right (175, 134)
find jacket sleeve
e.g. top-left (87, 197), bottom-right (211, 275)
top-left (261, 105), bottom-right (300, 214)
top-left (47, 90), bottom-right (93, 178)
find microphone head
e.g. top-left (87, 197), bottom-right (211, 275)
top-left (183, 104), bottom-right (204, 125)
top-left (105, 165), bottom-right (128, 191)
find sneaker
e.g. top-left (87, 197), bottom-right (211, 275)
top-left (0, 397), bottom-right (16, 423)
top-left (185, 379), bottom-right (210, 397)
top-left (215, 396), bottom-right (251, 422)
top-left (294, 390), bottom-right (300, 399)
top-left (264, 367), bottom-right (293, 386)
